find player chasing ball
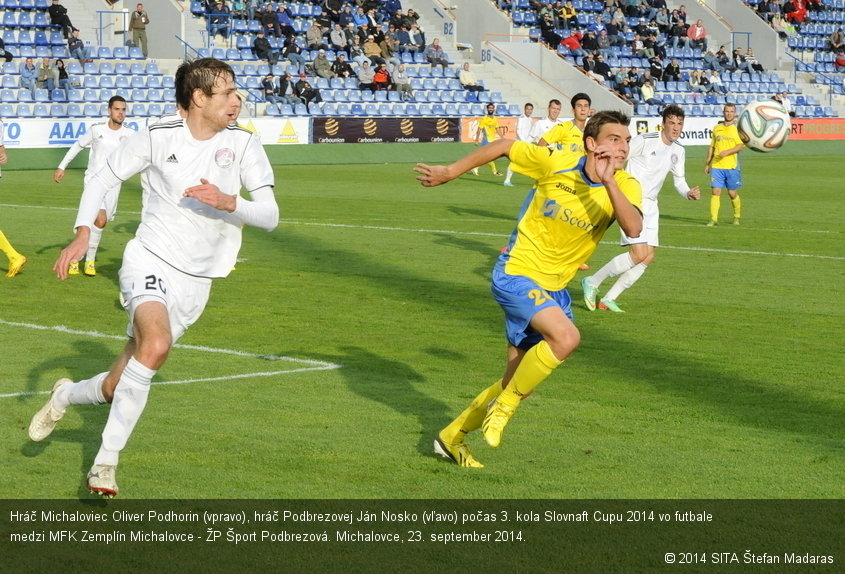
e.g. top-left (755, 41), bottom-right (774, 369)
top-left (581, 104), bottom-right (700, 313)
top-left (415, 110), bottom-right (643, 467)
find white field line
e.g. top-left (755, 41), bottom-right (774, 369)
top-left (0, 319), bottom-right (341, 399)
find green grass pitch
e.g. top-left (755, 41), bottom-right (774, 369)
top-left (1, 141), bottom-right (843, 500)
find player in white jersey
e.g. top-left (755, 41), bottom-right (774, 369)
top-left (503, 102), bottom-right (534, 187)
top-left (55, 96), bottom-right (135, 276)
top-left (582, 105), bottom-right (700, 312)
top-left (527, 98), bottom-right (563, 143)
top-left (29, 58), bottom-right (280, 498)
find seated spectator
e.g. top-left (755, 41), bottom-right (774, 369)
top-left (402, 24), bottom-right (426, 53)
top-left (20, 57), bottom-right (38, 97)
top-left (688, 69), bottom-right (710, 93)
top-left (687, 19), bottom-right (707, 50)
top-left (294, 74), bottom-right (322, 106)
top-left (352, 6), bottom-right (368, 27)
top-left (745, 49), bottom-right (764, 72)
top-left (715, 45), bottom-right (734, 71)
top-left (282, 35), bottom-right (306, 74)
top-left (379, 25), bottom-right (402, 69)
top-left (664, 58), bottom-right (681, 82)
top-left (596, 29), bottom-right (613, 58)
top-left (331, 53), bottom-right (354, 78)
top-left (306, 21), bottom-right (328, 51)
top-left (707, 69), bottom-right (727, 94)
top-left (459, 62), bottom-right (485, 92)
top-left (592, 53), bottom-right (613, 83)
top-left (560, 1), bottom-right (577, 29)
top-left (277, 72), bottom-right (303, 105)
top-left (581, 30), bottom-right (599, 53)
top-left (363, 35), bottom-right (386, 66)
top-left (835, 50), bottom-right (845, 72)
top-left (37, 57), bottom-right (57, 92)
top-left (784, 0), bottom-right (807, 24)
top-left (560, 32), bottom-right (587, 58)
top-left (48, 0), bottom-right (75, 39)
top-left (772, 91), bottom-right (795, 116)
top-left (68, 29), bottom-right (93, 63)
top-left (640, 80), bottom-right (665, 108)
top-left (275, 4), bottom-right (296, 38)
top-left (313, 50), bottom-right (333, 79)
top-left (261, 73), bottom-right (282, 104)
top-left (702, 50), bottom-right (725, 72)
top-left (0, 36), bottom-right (13, 63)
top-left (338, 5), bottom-right (355, 28)
top-left (423, 38), bottom-right (448, 70)
top-left (330, 23), bottom-right (349, 55)
top-left (325, 0), bottom-right (344, 23)
top-left (732, 48), bottom-right (754, 73)
top-left (393, 63), bottom-right (413, 100)
top-left (830, 28), bottom-right (844, 52)
top-left (208, 1), bottom-right (231, 40)
top-left (357, 60), bottom-right (376, 92)
top-left (253, 30), bottom-right (279, 66)
top-left (260, 4), bottom-right (279, 37)
top-left (348, 35), bottom-right (369, 67)
top-left (649, 55), bottom-right (665, 80)
top-left (606, 18), bottom-right (626, 47)
top-left (669, 20), bottom-right (690, 49)
top-left (55, 58), bottom-right (72, 90)
top-left (373, 62), bottom-right (393, 90)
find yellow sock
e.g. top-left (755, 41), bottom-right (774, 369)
top-left (709, 195), bottom-right (721, 222)
top-left (0, 230), bottom-right (22, 261)
top-left (498, 341), bottom-right (564, 409)
top-left (731, 196), bottom-right (741, 219)
top-left (440, 380), bottom-right (503, 443)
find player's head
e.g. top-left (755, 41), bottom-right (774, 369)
top-left (523, 102), bottom-right (534, 116)
top-left (547, 99), bottom-right (562, 121)
top-left (583, 110), bottom-right (631, 170)
top-left (107, 96), bottom-right (127, 125)
top-left (175, 57), bottom-right (236, 113)
top-left (722, 103), bottom-right (737, 122)
top-left (661, 104), bottom-right (685, 143)
top-left (570, 93), bottom-right (591, 122)
top-left (486, 103), bottom-right (495, 115)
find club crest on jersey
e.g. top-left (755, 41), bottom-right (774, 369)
top-left (671, 153), bottom-right (679, 164)
top-left (215, 148), bottom-right (235, 168)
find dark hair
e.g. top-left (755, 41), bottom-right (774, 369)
top-left (108, 95), bottom-right (126, 108)
top-left (549, 99), bottom-right (562, 107)
top-left (174, 58), bottom-right (234, 111)
top-left (583, 110), bottom-right (630, 143)
top-left (571, 92), bottom-right (591, 108)
top-left (662, 104), bottom-right (685, 121)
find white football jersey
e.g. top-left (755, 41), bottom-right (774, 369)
top-left (104, 119), bottom-right (275, 278)
top-left (58, 121), bottom-right (136, 180)
top-left (626, 131), bottom-right (689, 204)
top-left (528, 116), bottom-right (562, 142)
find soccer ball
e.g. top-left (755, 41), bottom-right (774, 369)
top-left (736, 100), bottom-right (791, 153)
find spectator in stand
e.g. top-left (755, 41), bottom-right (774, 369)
top-left (708, 69), bottom-right (727, 94)
top-left (207, 2), bottom-right (231, 40)
top-left (352, 6), bottom-right (368, 27)
top-left (539, 10), bottom-right (562, 47)
top-left (677, 4), bottom-right (688, 24)
top-left (669, 19), bottom-right (690, 49)
top-left (560, 1), bottom-right (577, 29)
top-left (424, 38), bottom-right (449, 71)
top-left (687, 19), bottom-right (707, 50)
top-left (592, 53), bottom-right (613, 84)
top-left (253, 30), bottom-right (279, 65)
top-left (338, 5), bottom-right (355, 28)
top-left (459, 62), bottom-right (485, 93)
top-left (373, 62), bottom-right (393, 91)
top-left (260, 5), bottom-right (279, 36)
top-left (732, 48), bottom-right (753, 73)
top-left (633, 34), bottom-right (655, 59)
top-left (357, 60), bottom-right (376, 92)
top-left (261, 73), bottom-right (282, 104)
top-left (702, 50), bottom-right (725, 72)
top-left (20, 58), bottom-right (38, 98)
top-left (306, 21), bottom-right (328, 51)
top-left (0, 36), bottom-right (13, 63)
top-left (784, 0), bottom-right (808, 24)
top-left (715, 45), bottom-right (734, 71)
top-left (55, 58), bottom-right (72, 90)
top-left (581, 30), bottom-right (600, 53)
top-left (606, 18), bottom-right (627, 47)
top-left (294, 74), bottom-right (322, 106)
top-left (330, 23), bottom-right (349, 55)
top-left (560, 32), bottom-right (587, 58)
top-left (649, 55), bottom-right (665, 80)
top-left (282, 35), bottom-right (306, 74)
top-left (835, 50), bottom-right (845, 71)
top-left (378, 26), bottom-right (401, 69)
top-left (331, 53), bottom-right (354, 78)
top-left (363, 34), bottom-right (386, 66)
top-left (587, 15), bottom-right (606, 34)
top-left (277, 72), bottom-right (303, 105)
top-left (830, 28), bottom-right (844, 52)
top-left (324, 0), bottom-right (344, 23)
top-left (315, 7), bottom-right (333, 31)
top-left (393, 63), bottom-right (413, 101)
top-left (688, 69), bottom-right (710, 93)
top-left (129, 3), bottom-right (150, 58)
top-left (772, 91), bottom-right (795, 116)
top-left (401, 24), bottom-right (426, 54)
top-left (48, 0), bottom-right (75, 39)
top-left (745, 49), bottom-right (764, 72)
top-left (37, 57), bottom-right (58, 92)
top-left (275, 4), bottom-right (296, 38)
top-left (663, 58), bottom-right (681, 82)
top-left (68, 29), bottom-right (93, 64)
top-left (595, 29), bottom-right (613, 58)
top-left (313, 50), bottom-right (333, 79)
top-left (640, 80), bottom-right (665, 109)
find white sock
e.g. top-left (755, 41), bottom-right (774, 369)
top-left (604, 263), bottom-right (648, 301)
top-left (54, 372), bottom-right (107, 409)
top-left (94, 357), bottom-right (156, 467)
top-left (589, 252), bottom-right (636, 288)
top-left (87, 225), bottom-right (104, 262)
top-left (504, 166), bottom-right (513, 183)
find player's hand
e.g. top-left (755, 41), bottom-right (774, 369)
top-left (592, 144), bottom-right (618, 184)
top-left (687, 186), bottom-right (701, 200)
top-left (414, 163), bottom-right (453, 187)
top-left (703, 165), bottom-right (711, 175)
top-left (53, 232), bottom-right (90, 280)
top-left (54, 169), bottom-right (65, 183)
top-left (184, 179), bottom-right (236, 212)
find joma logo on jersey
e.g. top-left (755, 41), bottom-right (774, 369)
top-left (554, 182), bottom-right (577, 195)
top-left (542, 200), bottom-right (596, 232)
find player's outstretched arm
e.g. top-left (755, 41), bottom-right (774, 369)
top-left (415, 139), bottom-right (514, 187)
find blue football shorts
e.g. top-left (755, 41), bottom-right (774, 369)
top-left (491, 267), bottom-right (573, 350)
top-left (710, 168), bottom-right (742, 190)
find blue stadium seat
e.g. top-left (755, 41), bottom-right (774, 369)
top-left (50, 88), bottom-right (67, 102)
top-left (130, 103), bottom-right (147, 116)
top-left (0, 103), bottom-right (14, 117)
top-left (294, 102), bottom-right (308, 115)
top-left (16, 104), bottom-right (35, 117)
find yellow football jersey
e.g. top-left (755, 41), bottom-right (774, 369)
top-left (710, 121), bottom-right (743, 170)
top-left (477, 115), bottom-right (500, 144)
top-left (539, 120), bottom-right (585, 155)
top-left (504, 141), bottom-right (642, 291)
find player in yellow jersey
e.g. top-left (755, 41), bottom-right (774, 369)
top-left (705, 103), bottom-right (744, 226)
top-left (472, 103), bottom-right (504, 176)
top-left (415, 111), bottom-right (643, 467)
top-left (0, 122), bottom-right (27, 277)
top-left (537, 92), bottom-right (592, 153)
